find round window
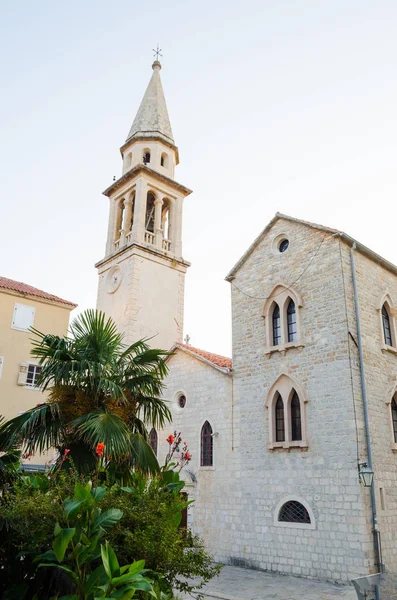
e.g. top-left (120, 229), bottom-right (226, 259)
top-left (279, 239), bottom-right (289, 253)
top-left (178, 394), bottom-right (187, 409)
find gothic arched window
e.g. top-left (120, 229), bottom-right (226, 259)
top-left (201, 421), bottom-right (213, 466)
top-left (382, 304), bottom-right (393, 346)
top-left (272, 304), bottom-right (281, 346)
top-left (392, 398), bottom-right (397, 444)
top-left (287, 299), bottom-right (297, 342)
top-left (279, 500), bottom-right (311, 524)
top-left (290, 391), bottom-right (302, 441)
top-left (149, 428), bottom-right (158, 456)
top-left (275, 394), bottom-right (285, 442)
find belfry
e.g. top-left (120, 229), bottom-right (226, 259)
top-left (95, 60), bottom-right (192, 349)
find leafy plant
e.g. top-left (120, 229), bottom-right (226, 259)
top-left (1, 310), bottom-right (172, 477)
top-left (37, 480), bottom-right (154, 600)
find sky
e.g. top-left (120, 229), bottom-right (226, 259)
top-left (1, 1), bottom-right (396, 357)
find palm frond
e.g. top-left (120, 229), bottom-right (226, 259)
top-left (2, 403), bottom-right (64, 454)
top-left (72, 410), bottom-right (132, 458)
top-left (130, 433), bottom-right (160, 475)
top-left (135, 396), bottom-right (172, 430)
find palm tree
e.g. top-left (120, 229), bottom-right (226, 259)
top-left (0, 417), bottom-right (21, 489)
top-left (2, 310), bottom-right (171, 477)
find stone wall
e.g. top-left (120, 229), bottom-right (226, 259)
top-left (228, 218), bottom-right (373, 582)
top-left (157, 350), bottom-right (236, 560)
top-left (341, 241), bottom-right (397, 588)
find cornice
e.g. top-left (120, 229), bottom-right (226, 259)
top-left (95, 241), bottom-right (191, 270)
top-left (103, 164), bottom-right (192, 198)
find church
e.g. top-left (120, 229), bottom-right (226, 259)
top-left (95, 60), bottom-right (397, 591)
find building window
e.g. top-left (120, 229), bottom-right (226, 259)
top-left (287, 300), bottom-right (297, 342)
top-left (382, 304), bottom-right (393, 346)
top-left (26, 364), bottom-right (42, 388)
top-left (149, 428), bottom-right (158, 455)
top-left (143, 150), bottom-right (151, 164)
top-left (178, 394), bottom-right (186, 409)
top-left (200, 421), bottom-right (213, 467)
top-left (279, 238), bottom-right (289, 253)
top-left (263, 286), bottom-right (303, 351)
top-left (272, 304), bottom-right (281, 346)
top-left (266, 374), bottom-right (308, 449)
top-left (391, 398), bottom-right (397, 444)
top-left (279, 500), bottom-right (311, 524)
top-left (275, 394), bottom-right (285, 442)
top-left (12, 303), bottom-right (35, 332)
top-left (161, 153), bottom-right (168, 168)
top-left (291, 391), bottom-right (302, 441)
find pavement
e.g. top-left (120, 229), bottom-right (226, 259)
top-left (179, 565), bottom-right (357, 600)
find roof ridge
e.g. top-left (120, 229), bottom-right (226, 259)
top-left (174, 342), bottom-right (232, 371)
top-left (0, 276), bottom-right (77, 308)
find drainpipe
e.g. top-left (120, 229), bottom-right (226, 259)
top-left (350, 243), bottom-right (381, 600)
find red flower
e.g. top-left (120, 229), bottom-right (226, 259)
top-left (184, 452), bottom-right (192, 461)
top-left (166, 434), bottom-right (175, 445)
top-left (63, 449), bottom-right (70, 457)
top-left (96, 442), bottom-right (105, 457)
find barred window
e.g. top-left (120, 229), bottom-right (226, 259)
top-left (275, 394), bottom-right (285, 442)
top-left (201, 421), bottom-right (213, 466)
top-left (279, 500), bottom-right (311, 524)
top-left (382, 305), bottom-right (393, 346)
top-left (392, 398), bottom-right (397, 444)
top-left (287, 299), bottom-right (297, 342)
top-left (272, 304), bottom-right (281, 346)
top-left (291, 391), bottom-right (302, 441)
top-left (26, 364), bottom-right (42, 388)
top-left (149, 428), bottom-right (158, 456)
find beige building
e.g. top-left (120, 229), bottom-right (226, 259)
top-left (0, 276), bottom-right (76, 426)
top-left (95, 60), bottom-right (191, 350)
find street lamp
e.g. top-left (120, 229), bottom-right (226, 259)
top-left (359, 463), bottom-right (374, 488)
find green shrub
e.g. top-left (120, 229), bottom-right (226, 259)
top-left (0, 471), bottom-right (220, 599)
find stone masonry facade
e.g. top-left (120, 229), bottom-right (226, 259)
top-left (156, 216), bottom-right (397, 594)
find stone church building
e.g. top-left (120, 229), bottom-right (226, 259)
top-left (96, 61), bottom-right (397, 592)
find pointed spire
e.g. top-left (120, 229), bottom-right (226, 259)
top-left (126, 61), bottom-right (175, 146)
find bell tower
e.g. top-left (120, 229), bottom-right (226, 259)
top-left (95, 60), bottom-right (192, 350)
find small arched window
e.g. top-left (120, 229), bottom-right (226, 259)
top-left (143, 150), bottom-right (151, 164)
top-left (279, 500), bottom-right (311, 524)
top-left (272, 304), bottom-right (281, 346)
top-left (149, 428), bottom-right (158, 456)
top-left (275, 394), bottom-right (285, 442)
top-left (160, 153), bottom-right (168, 168)
top-left (382, 304), bottom-right (393, 346)
top-left (126, 152), bottom-right (132, 168)
top-left (391, 398), bottom-right (397, 444)
top-left (287, 299), bottom-right (297, 342)
top-left (290, 391), bottom-right (302, 441)
top-left (201, 421), bottom-right (213, 466)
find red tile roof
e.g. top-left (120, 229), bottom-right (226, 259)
top-left (0, 276), bottom-right (77, 308)
top-left (176, 342), bottom-right (232, 370)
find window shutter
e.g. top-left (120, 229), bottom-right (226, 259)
top-left (17, 362), bottom-right (28, 386)
top-left (0, 356), bottom-right (3, 380)
top-left (12, 303), bottom-right (36, 332)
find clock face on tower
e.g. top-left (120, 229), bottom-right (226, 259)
top-left (106, 266), bottom-right (122, 294)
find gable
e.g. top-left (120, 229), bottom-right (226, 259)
top-left (225, 212), bottom-right (397, 281)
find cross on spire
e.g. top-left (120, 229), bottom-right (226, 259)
top-left (152, 44), bottom-right (163, 61)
